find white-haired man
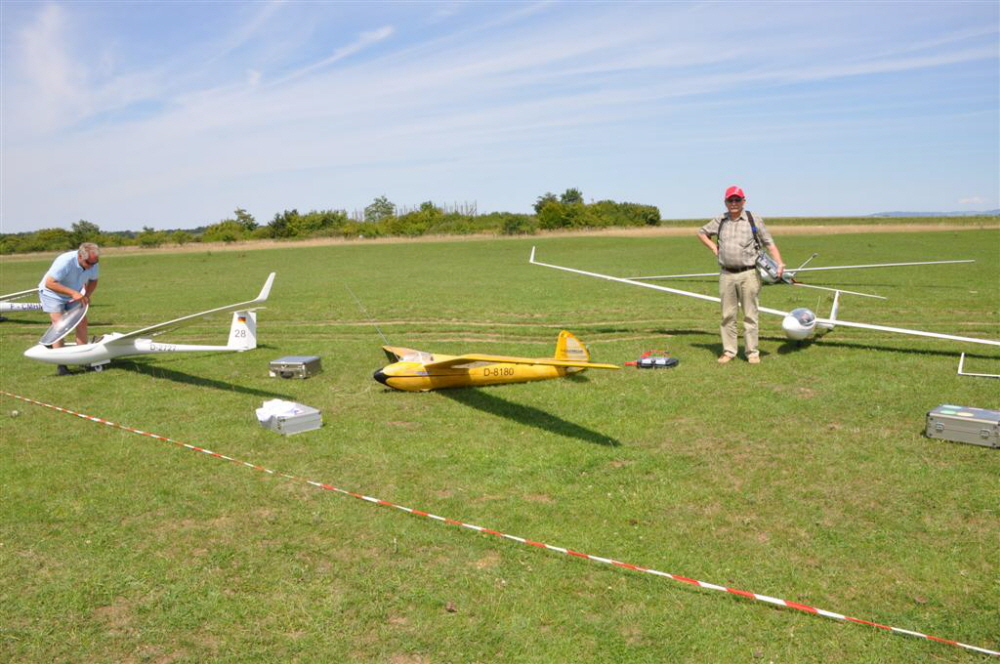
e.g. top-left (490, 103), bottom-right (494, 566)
top-left (38, 242), bottom-right (101, 375)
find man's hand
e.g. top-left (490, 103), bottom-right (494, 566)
top-left (697, 232), bottom-right (719, 257)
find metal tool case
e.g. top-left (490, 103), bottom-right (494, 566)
top-left (925, 405), bottom-right (1000, 449)
top-left (261, 405), bottom-right (323, 436)
top-left (269, 355), bottom-right (323, 379)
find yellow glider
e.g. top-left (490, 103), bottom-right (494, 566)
top-left (373, 330), bottom-right (619, 392)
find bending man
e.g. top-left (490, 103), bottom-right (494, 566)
top-left (39, 242), bottom-right (100, 375)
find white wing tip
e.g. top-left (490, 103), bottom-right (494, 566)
top-left (256, 272), bottom-right (276, 302)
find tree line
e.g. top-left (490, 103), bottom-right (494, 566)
top-left (0, 190), bottom-right (661, 255)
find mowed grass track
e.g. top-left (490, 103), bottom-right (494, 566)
top-left (1, 231), bottom-right (998, 663)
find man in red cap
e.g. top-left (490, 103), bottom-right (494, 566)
top-left (697, 186), bottom-right (784, 364)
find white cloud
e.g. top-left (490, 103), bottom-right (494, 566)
top-left (9, 4), bottom-right (87, 132)
top-left (274, 25), bottom-right (395, 85)
top-left (205, 0), bottom-right (286, 63)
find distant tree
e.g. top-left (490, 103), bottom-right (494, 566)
top-left (533, 192), bottom-right (558, 214)
top-left (365, 196), bottom-right (396, 223)
top-left (267, 209), bottom-right (299, 238)
top-left (628, 203), bottom-right (661, 226)
top-left (71, 220), bottom-right (101, 246)
top-left (499, 213), bottom-right (537, 235)
top-left (98, 232), bottom-right (130, 248)
top-left (32, 227), bottom-right (75, 251)
top-left (234, 207), bottom-right (257, 231)
top-left (290, 209), bottom-right (349, 235)
top-left (560, 188), bottom-right (583, 205)
top-left (171, 230), bottom-right (194, 246)
top-left (137, 226), bottom-right (165, 248)
top-left (0, 235), bottom-right (22, 254)
top-left (536, 200), bottom-right (567, 230)
top-left (202, 220), bottom-right (244, 243)
top-left (562, 201), bottom-right (596, 227)
top-left (388, 202), bottom-right (444, 236)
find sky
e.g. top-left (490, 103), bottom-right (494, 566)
top-left (2, 1), bottom-right (998, 233)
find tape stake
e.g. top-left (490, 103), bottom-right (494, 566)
top-left (2, 390), bottom-right (996, 658)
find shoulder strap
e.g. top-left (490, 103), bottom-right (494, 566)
top-left (746, 211), bottom-right (762, 251)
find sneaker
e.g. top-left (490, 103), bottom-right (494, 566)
top-left (717, 354), bottom-right (735, 364)
top-left (747, 354), bottom-right (761, 365)
top-left (56, 365), bottom-right (72, 376)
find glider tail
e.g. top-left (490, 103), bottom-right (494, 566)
top-left (227, 311), bottom-right (258, 351)
top-left (554, 330), bottom-right (592, 368)
top-left (829, 291), bottom-right (841, 323)
top-left (816, 291), bottom-right (841, 338)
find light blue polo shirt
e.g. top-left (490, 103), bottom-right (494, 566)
top-left (39, 250), bottom-right (99, 302)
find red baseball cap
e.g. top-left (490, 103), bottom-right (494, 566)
top-left (725, 186), bottom-right (745, 200)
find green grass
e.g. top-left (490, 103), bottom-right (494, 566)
top-left (1, 231), bottom-right (998, 662)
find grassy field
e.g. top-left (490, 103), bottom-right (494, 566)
top-left (1, 230), bottom-right (998, 663)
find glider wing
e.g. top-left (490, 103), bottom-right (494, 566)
top-left (1, 288), bottom-right (39, 301)
top-left (810, 317), bottom-right (1000, 347)
top-left (107, 272), bottom-right (275, 345)
top-left (788, 259), bottom-right (974, 275)
top-left (423, 353), bottom-right (619, 370)
top-left (627, 259), bottom-right (974, 281)
top-left (530, 248), bottom-right (999, 347)
top-left (529, 247), bottom-right (723, 305)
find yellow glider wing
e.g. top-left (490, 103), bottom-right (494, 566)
top-left (422, 353), bottom-right (619, 371)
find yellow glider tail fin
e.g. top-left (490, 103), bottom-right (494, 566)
top-left (555, 330), bottom-right (598, 374)
top-left (554, 330), bottom-right (591, 363)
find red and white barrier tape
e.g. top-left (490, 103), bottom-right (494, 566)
top-left (2, 389), bottom-right (996, 657)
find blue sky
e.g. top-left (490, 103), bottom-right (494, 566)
top-left (2, 1), bottom-right (998, 233)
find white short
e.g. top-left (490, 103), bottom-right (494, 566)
top-left (39, 291), bottom-right (78, 314)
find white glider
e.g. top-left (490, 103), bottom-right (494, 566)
top-left (24, 273), bottom-right (276, 370)
top-left (529, 248), bottom-right (999, 348)
top-left (1, 288), bottom-right (43, 316)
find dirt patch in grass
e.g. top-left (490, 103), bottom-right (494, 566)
top-left (473, 551), bottom-right (502, 569)
top-left (93, 596), bottom-right (135, 635)
top-left (524, 493), bottom-right (554, 504)
top-left (389, 655), bottom-right (431, 664)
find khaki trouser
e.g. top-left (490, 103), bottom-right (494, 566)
top-left (719, 269), bottom-right (761, 357)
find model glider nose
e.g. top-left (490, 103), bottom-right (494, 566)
top-left (23, 344), bottom-right (48, 361)
top-left (373, 368), bottom-right (390, 386)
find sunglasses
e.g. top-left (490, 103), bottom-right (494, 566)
top-left (725, 197), bottom-right (744, 204)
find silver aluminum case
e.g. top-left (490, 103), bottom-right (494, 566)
top-left (925, 405), bottom-right (1000, 449)
top-left (262, 406), bottom-right (323, 436)
top-left (269, 355), bottom-right (323, 379)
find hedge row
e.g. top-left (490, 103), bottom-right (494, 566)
top-left (1, 200), bottom-right (661, 254)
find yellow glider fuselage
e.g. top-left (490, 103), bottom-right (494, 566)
top-left (374, 358), bottom-right (585, 392)
top-left (373, 331), bottom-right (619, 392)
